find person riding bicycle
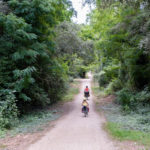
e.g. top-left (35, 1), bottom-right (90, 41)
top-left (84, 86), bottom-right (90, 98)
top-left (82, 99), bottom-right (89, 113)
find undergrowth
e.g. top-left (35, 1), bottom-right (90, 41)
top-left (0, 109), bottom-right (60, 138)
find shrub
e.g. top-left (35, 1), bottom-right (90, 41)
top-left (0, 90), bottom-right (18, 129)
top-left (111, 79), bottom-right (122, 92)
top-left (116, 87), bottom-right (150, 111)
top-left (98, 71), bottom-right (109, 87)
top-left (104, 79), bottom-right (123, 95)
top-left (135, 87), bottom-right (150, 104)
top-left (116, 88), bottom-right (137, 109)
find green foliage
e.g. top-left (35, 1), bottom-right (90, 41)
top-left (62, 81), bottom-right (80, 102)
top-left (106, 122), bottom-right (150, 147)
top-left (55, 22), bottom-right (95, 78)
top-left (135, 88), bottom-right (150, 104)
top-left (0, 90), bottom-right (18, 129)
top-left (98, 63), bottom-right (119, 87)
top-left (86, 0), bottom-right (150, 146)
top-left (98, 71), bottom-right (109, 87)
top-left (102, 79), bottom-right (122, 95)
top-left (116, 88), bottom-right (150, 111)
top-left (116, 88), bottom-right (135, 109)
top-left (0, 0), bottom-right (73, 129)
top-left (88, 0), bottom-right (150, 110)
top-left (109, 79), bottom-right (122, 92)
top-left (65, 55), bottom-right (86, 78)
top-left (0, 0), bottom-right (92, 130)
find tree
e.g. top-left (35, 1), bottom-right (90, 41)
top-left (55, 21), bottom-right (95, 77)
top-left (0, 0), bottom-right (73, 128)
top-left (85, 0), bottom-right (150, 107)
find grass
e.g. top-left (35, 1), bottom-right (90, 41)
top-left (106, 122), bottom-right (150, 147)
top-left (0, 109), bottom-right (60, 138)
top-left (12, 109), bottom-right (60, 135)
top-left (103, 103), bottom-right (150, 148)
top-left (62, 81), bottom-right (80, 102)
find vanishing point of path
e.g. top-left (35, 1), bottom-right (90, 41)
top-left (27, 75), bottom-right (117, 150)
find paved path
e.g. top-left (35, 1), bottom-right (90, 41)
top-left (27, 76), bottom-right (117, 150)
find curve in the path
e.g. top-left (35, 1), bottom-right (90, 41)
top-left (27, 77), bottom-right (117, 150)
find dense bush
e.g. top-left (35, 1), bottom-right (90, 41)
top-left (98, 63), bottom-right (119, 88)
top-left (110, 79), bottom-right (122, 92)
top-left (0, 90), bottom-right (18, 129)
top-left (103, 79), bottom-right (122, 95)
top-left (116, 88), bottom-right (150, 111)
top-left (116, 88), bottom-right (136, 110)
top-left (98, 71), bottom-right (109, 87)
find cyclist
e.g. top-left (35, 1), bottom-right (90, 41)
top-left (84, 86), bottom-right (90, 99)
top-left (82, 99), bottom-right (89, 113)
